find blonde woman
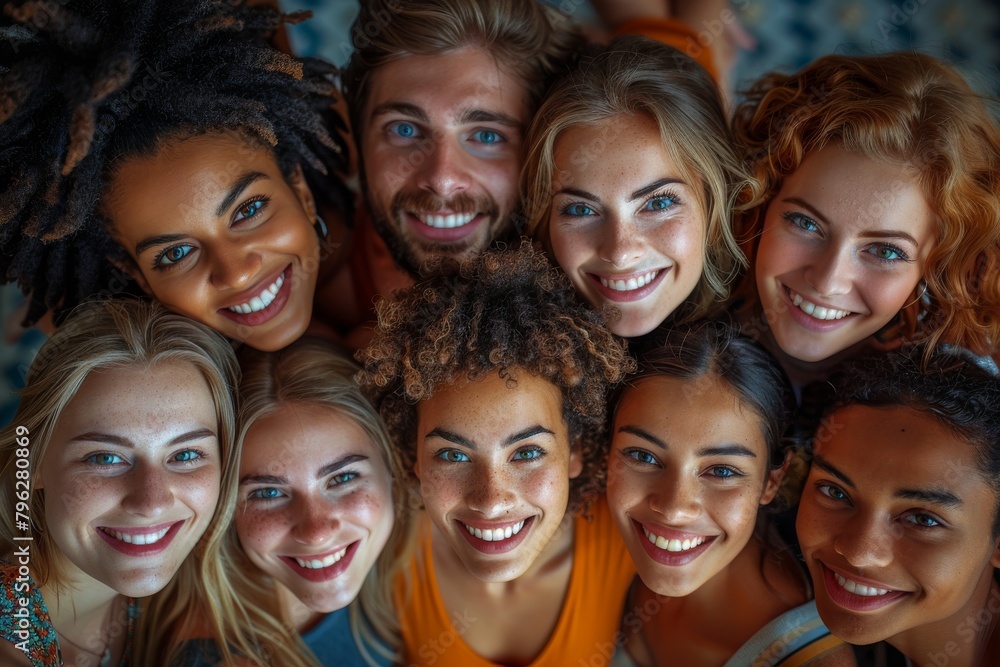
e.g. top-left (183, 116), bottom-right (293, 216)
top-left (522, 35), bottom-right (751, 339)
top-left (171, 338), bottom-right (414, 667)
top-left (0, 299), bottom-right (239, 667)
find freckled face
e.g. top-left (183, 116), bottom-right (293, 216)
top-left (361, 46), bottom-right (529, 274)
top-left (414, 370), bottom-right (581, 583)
top-left (754, 144), bottom-right (935, 362)
top-left (38, 363), bottom-right (222, 597)
top-left (106, 132), bottom-right (320, 351)
top-left (797, 405), bottom-right (1000, 648)
top-left (235, 403), bottom-right (394, 613)
top-left (606, 375), bottom-right (781, 597)
top-left (549, 113), bottom-right (707, 338)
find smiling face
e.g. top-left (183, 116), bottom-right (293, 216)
top-left (797, 404), bottom-right (1000, 648)
top-left (105, 132), bottom-right (320, 352)
top-left (235, 402), bottom-right (394, 613)
top-left (606, 374), bottom-right (781, 597)
top-left (414, 370), bottom-right (581, 582)
top-left (38, 362), bottom-right (222, 598)
top-left (548, 113), bottom-right (707, 338)
top-left (360, 46), bottom-right (530, 274)
top-left (754, 144), bottom-right (936, 362)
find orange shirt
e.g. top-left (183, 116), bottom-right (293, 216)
top-left (394, 499), bottom-right (635, 667)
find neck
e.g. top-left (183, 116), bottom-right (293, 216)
top-left (891, 569), bottom-right (1000, 667)
top-left (41, 568), bottom-right (121, 658)
top-left (274, 580), bottom-right (325, 633)
top-left (756, 326), bottom-right (869, 393)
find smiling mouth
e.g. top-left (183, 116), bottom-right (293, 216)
top-left (642, 526), bottom-right (707, 552)
top-left (414, 212), bottom-right (478, 229)
top-left (832, 571), bottom-right (893, 597)
top-left (600, 270), bottom-right (660, 292)
top-left (294, 546), bottom-right (349, 570)
top-left (228, 271), bottom-right (285, 314)
top-left (99, 525), bottom-right (171, 545)
top-left (786, 286), bottom-right (852, 321)
top-left (462, 520), bottom-right (526, 543)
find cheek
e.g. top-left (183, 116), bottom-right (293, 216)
top-left (605, 461), bottom-right (647, 511)
top-left (180, 468), bottom-right (223, 519)
top-left (549, 225), bottom-right (592, 274)
top-left (235, 507), bottom-right (288, 553)
top-left (715, 486), bottom-right (765, 540)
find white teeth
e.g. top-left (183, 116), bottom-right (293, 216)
top-left (642, 526), bottom-right (707, 552)
top-left (600, 270), bottom-right (660, 292)
top-left (104, 526), bottom-right (170, 545)
top-left (464, 520), bottom-right (525, 543)
top-left (417, 212), bottom-right (477, 229)
top-left (294, 547), bottom-right (348, 569)
top-left (787, 288), bottom-right (851, 320)
top-left (834, 573), bottom-right (890, 596)
top-left (227, 273), bottom-right (284, 314)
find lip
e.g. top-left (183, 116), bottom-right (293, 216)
top-left (589, 267), bottom-right (669, 303)
top-left (218, 265), bottom-right (292, 327)
top-left (778, 283), bottom-right (858, 333)
top-left (96, 520), bottom-right (184, 557)
top-left (632, 519), bottom-right (716, 566)
top-left (820, 562), bottom-right (910, 612)
top-left (405, 211), bottom-right (486, 243)
top-left (456, 516), bottom-right (534, 555)
top-left (280, 541), bottom-right (360, 583)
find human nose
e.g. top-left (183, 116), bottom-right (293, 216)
top-left (597, 216), bottom-right (643, 269)
top-left (803, 246), bottom-right (853, 298)
top-left (414, 136), bottom-right (472, 199)
top-left (466, 466), bottom-right (516, 518)
top-left (290, 497), bottom-right (340, 547)
top-left (647, 468), bottom-right (701, 525)
top-left (833, 511), bottom-right (895, 569)
top-left (209, 247), bottom-right (262, 290)
top-left (121, 462), bottom-right (174, 518)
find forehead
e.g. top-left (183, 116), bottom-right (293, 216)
top-left (241, 402), bottom-right (380, 474)
top-left (364, 46), bottom-right (532, 127)
top-left (817, 404), bottom-right (989, 496)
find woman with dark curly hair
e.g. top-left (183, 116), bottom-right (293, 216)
top-left (358, 243), bottom-right (635, 666)
top-left (0, 0), bottom-right (352, 351)
top-left (731, 52), bottom-right (1000, 386)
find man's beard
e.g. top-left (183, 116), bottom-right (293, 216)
top-left (367, 188), bottom-right (506, 277)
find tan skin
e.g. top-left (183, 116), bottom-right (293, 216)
top-left (413, 370), bottom-right (583, 663)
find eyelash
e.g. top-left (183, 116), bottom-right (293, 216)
top-left (781, 211), bottom-right (912, 264)
top-left (151, 195), bottom-right (270, 271)
top-left (622, 448), bottom-right (659, 466)
top-left (706, 465), bottom-right (744, 479)
top-left (245, 470), bottom-right (360, 503)
top-left (558, 189), bottom-right (683, 219)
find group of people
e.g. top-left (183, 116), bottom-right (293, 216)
top-left (1, 0), bottom-right (999, 666)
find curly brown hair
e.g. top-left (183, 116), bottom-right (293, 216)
top-left (732, 52), bottom-right (1000, 359)
top-left (357, 242), bottom-right (634, 509)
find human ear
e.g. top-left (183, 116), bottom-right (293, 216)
top-left (760, 450), bottom-right (792, 506)
top-left (568, 433), bottom-right (584, 480)
top-left (990, 535), bottom-right (1000, 569)
top-left (287, 164), bottom-right (317, 220)
top-left (108, 255), bottom-right (152, 296)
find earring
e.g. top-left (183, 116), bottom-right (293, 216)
top-left (313, 215), bottom-right (328, 241)
top-left (901, 280), bottom-right (928, 310)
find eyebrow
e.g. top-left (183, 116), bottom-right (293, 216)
top-left (369, 102), bottom-right (429, 123)
top-left (240, 453), bottom-right (370, 486)
top-left (896, 488), bottom-right (963, 507)
top-left (554, 179), bottom-right (685, 206)
top-left (459, 108), bottom-right (521, 128)
top-left (812, 455), bottom-right (856, 488)
top-left (133, 171), bottom-right (268, 256)
top-left (69, 428), bottom-right (217, 449)
top-left (782, 197), bottom-right (919, 246)
top-left (697, 445), bottom-right (757, 458)
top-left (618, 425), bottom-right (667, 450)
top-left (424, 425), bottom-right (554, 450)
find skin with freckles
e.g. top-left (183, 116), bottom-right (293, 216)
top-left (360, 46), bottom-right (529, 275)
top-left (36, 362), bottom-right (222, 598)
top-left (797, 405), bottom-right (1000, 666)
top-left (106, 132), bottom-right (320, 352)
top-left (235, 402), bottom-right (394, 623)
top-left (549, 113), bottom-right (707, 338)
top-left (754, 144), bottom-right (935, 364)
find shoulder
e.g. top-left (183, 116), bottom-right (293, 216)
top-left (0, 640), bottom-right (33, 667)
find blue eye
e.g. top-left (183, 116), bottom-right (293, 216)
top-left (472, 129), bottom-right (502, 144)
top-left (783, 212), bottom-right (819, 233)
top-left (563, 203), bottom-right (595, 217)
top-left (436, 449), bottom-right (470, 463)
top-left (867, 244), bottom-right (908, 262)
top-left (249, 487), bottom-right (285, 501)
top-left (625, 449), bottom-right (658, 466)
top-left (173, 449), bottom-right (202, 463)
top-left (155, 244), bottom-right (194, 267)
top-left (331, 471), bottom-right (358, 485)
top-left (390, 122), bottom-right (418, 139)
top-left (87, 452), bottom-right (125, 466)
top-left (644, 194), bottom-right (678, 211)
top-left (234, 197), bottom-right (267, 222)
top-left (708, 465), bottom-right (740, 479)
top-left (513, 447), bottom-right (544, 461)
top-left (818, 484), bottom-right (848, 501)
